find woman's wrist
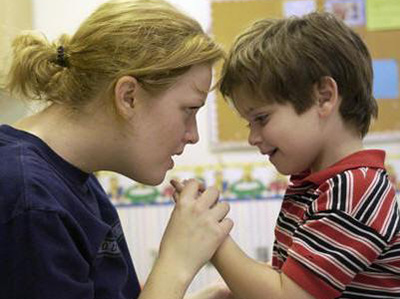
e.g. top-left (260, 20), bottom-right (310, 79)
top-left (154, 254), bottom-right (196, 289)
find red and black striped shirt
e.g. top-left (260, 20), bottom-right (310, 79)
top-left (272, 150), bottom-right (400, 299)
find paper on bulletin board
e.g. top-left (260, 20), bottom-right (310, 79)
top-left (366, 0), bottom-right (400, 31)
top-left (324, 0), bottom-right (365, 27)
top-left (372, 59), bottom-right (399, 100)
top-left (283, 0), bottom-right (316, 17)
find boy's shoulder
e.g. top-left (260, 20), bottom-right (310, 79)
top-left (288, 150), bottom-right (397, 222)
top-left (299, 149), bottom-right (386, 187)
top-left (306, 151), bottom-right (398, 238)
top-left (315, 150), bottom-right (391, 199)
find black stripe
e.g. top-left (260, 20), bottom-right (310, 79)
top-left (276, 213), bottom-right (298, 233)
top-left (338, 173), bottom-right (348, 211)
top-left (315, 211), bottom-right (387, 249)
top-left (383, 202), bottom-right (400, 240)
top-left (342, 286), bottom-right (400, 298)
top-left (381, 242), bottom-right (400, 259)
top-left (289, 255), bottom-right (343, 293)
top-left (360, 176), bottom-right (389, 224)
top-left (355, 171), bottom-right (386, 221)
top-left (295, 227), bottom-right (366, 272)
top-left (384, 211), bottom-right (400, 241)
top-left (331, 175), bottom-right (339, 210)
top-left (368, 263), bottom-right (400, 276)
top-left (285, 194), bottom-right (314, 205)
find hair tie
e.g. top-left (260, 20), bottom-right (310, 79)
top-left (56, 46), bottom-right (69, 67)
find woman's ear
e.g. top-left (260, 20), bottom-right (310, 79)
top-left (315, 76), bottom-right (339, 118)
top-left (114, 76), bottom-right (139, 119)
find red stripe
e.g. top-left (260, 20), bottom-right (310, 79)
top-left (283, 257), bottom-right (341, 299)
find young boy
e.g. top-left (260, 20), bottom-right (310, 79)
top-left (212, 12), bottom-right (400, 299)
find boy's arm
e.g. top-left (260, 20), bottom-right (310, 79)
top-left (212, 236), bottom-right (316, 299)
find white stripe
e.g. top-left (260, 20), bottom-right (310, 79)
top-left (353, 169), bottom-right (383, 215)
top-left (350, 281), bottom-right (400, 291)
top-left (321, 213), bottom-right (386, 250)
top-left (344, 290), bottom-right (399, 298)
top-left (357, 169), bottom-right (386, 220)
top-left (366, 180), bottom-right (392, 227)
top-left (304, 223), bottom-right (372, 267)
top-left (289, 249), bottom-right (345, 290)
top-left (294, 237), bottom-right (357, 277)
top-left (345, 171), bottom-right (353, 214)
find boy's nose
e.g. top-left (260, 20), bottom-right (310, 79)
top-left (248, 127), bottom-right (261, 146)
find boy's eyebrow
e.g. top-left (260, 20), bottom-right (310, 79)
top-left (242, 107), bottom-right (256, 116)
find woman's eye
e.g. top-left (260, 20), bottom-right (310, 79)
top-left (185, 107), bottom-right (200, 115)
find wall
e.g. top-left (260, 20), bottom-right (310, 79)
top-left (0, 0), bottom-right (32, 124)
top-left (18, 0), bottom-right (400, 168)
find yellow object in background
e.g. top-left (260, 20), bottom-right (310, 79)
top-left (366, 0), bottom-right (400, 31)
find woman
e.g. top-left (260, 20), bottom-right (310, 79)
top-left (0, 0), bottom-right (233, 298)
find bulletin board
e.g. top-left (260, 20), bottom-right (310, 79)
top-left (210, 0), bottom-right (400, 149)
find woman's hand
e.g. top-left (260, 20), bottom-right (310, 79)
top-left (158, 179), bottom-right (233, 281)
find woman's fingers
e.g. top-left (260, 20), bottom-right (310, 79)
top-left (170, 178), bottom-right (232, 232)
top-left (209, 201), bottom-right (230, 222)
top-left (170, 178), bottom-right (206, 203)
top-left (170, 179), bottom-right (184, 193)
top-left (219, 217), bottom-right (234, 235)
top-left (158, 178), bottom-right (234, 278)
top-left (197, 186), bottom-right (220, 209)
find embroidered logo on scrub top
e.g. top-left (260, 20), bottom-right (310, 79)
top-left (98, 221), bottom-right (123, 257)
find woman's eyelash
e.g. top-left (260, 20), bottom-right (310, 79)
top-left (185, 107), bottom-right (200, 114)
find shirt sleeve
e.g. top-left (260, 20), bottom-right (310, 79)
top-left (282, 210), bottom-right (387, 299)
top-left (281, 169), bottom-right (394, 299)
top-left (0, 209), bottom-right (95, 299)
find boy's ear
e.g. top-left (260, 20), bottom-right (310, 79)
top-left (315, 76), bottom-right (339, 118)
top-left (114, 76), bottom-right (139, 119)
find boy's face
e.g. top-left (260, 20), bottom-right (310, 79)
top-left (233, 87), bottom-right (327, 175)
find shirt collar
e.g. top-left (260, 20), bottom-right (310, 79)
top-left (290, 150), bottom-right (386, 187)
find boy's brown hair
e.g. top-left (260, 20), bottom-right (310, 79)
top-left (219, 12), bottom-right (377, 137)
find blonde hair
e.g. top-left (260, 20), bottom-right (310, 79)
top-left (7, 0), bottom-right (224, 108)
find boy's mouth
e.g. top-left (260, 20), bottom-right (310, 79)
top-left (263, 148), bottom-right (278, 157)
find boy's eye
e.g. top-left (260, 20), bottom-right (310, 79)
top-left (253, 114), bottom-right (269, 124)
top-left (246, 114), bottom-right (269, 128)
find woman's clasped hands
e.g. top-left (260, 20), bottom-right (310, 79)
top-left (159, 179), bottom-right (233, 281)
